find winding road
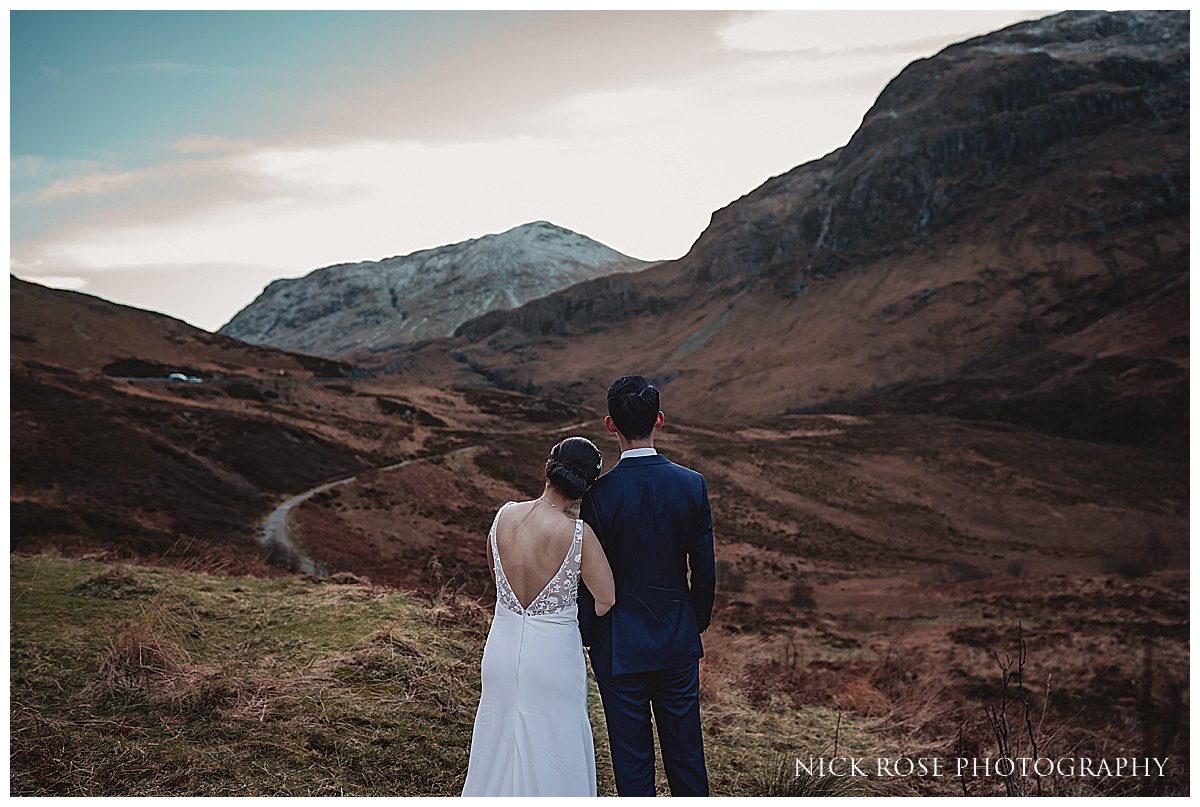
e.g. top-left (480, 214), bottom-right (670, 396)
top-left (258, 446), bottom-right (475, 576)
top-left (258, 420), bottom-right (593, 577)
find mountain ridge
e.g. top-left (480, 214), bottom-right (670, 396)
top-left (10, 275), bottom-right (362, 379)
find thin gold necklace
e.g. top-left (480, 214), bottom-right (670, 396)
top-left (539, 495), bottom-right (576, 516)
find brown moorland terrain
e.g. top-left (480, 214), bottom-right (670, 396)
top-left (12, 279), bottom-right (1188, 792)
top-left (284, 400), bottom-right (1188, 795)
top-left (10, 9), bottom-right (1188, 797)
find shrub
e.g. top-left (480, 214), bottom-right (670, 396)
top-left (789, 580), bottom-right (816, 609)
top-left (223, 381), bottom-right (266, 402)
top-left (945, 562), bottom-right (992, 583)
top-left (717, 559), bottom-right (747, 593)
top-left (90, 600), bottom-right (191, 694)
top-left (1102, 555), bottom-right (1152, 579)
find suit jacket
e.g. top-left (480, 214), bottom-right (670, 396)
top-left (578, 453), bottom-right (715, 676)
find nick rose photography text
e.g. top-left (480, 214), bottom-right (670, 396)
top-left (795, 757), bottom-right (1171, 779)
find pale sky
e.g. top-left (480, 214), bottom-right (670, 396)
top-left (10, 7), bottom-right (1054, 331)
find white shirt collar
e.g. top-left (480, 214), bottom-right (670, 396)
top-left (620, 447), bottom-right (658, 460)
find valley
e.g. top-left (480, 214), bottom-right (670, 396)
top-left (9, 9), bottom-right (1189, 796)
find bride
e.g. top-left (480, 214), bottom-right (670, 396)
top-left (462, 437), bottom-right (616, 796)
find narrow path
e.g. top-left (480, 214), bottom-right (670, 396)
top-left (547, 420), bottom-right (594, 435)
top-left (258, 419), bottom-right (599, 577)
top-left (258, 446), bottom-right (475, 577)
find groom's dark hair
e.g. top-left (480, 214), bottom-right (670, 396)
top-left (606, 375), bottom-right (660, 440)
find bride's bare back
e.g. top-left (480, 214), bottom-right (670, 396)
top-left (491, 498), bottom-right (614, 614)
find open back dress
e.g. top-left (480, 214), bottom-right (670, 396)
top-left (461, 501), bottom-right (597, 796)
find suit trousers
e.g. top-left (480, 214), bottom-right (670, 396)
top-left (593, 658), bottom-right (709, 796)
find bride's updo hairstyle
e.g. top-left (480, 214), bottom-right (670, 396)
top-left (545, 436), bottom-right (603, 500)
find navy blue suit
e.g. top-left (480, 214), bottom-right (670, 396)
top-left (578, 453), bottom-right (715, 796)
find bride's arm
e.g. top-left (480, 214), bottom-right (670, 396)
top-left (580, 523), bottom-right (615, 616)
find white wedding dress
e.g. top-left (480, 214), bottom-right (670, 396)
top-left (462, 502), bottom-right (597, 796)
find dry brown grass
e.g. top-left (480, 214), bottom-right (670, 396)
top-left (12, 555), bottom-right (498, 795)
top-left (699, 632), bottom-right (774, 706)
top-left (865, 642), bottom-right (963, 743)
top-left (157, 534), bottom-right (234, 576)
top-left (85, 586), bottom-right (197, 697)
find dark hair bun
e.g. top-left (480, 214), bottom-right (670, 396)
top-left (545, 437), bottom-right (603, 499)
top-left (546, 461), bottom-right (589, 499)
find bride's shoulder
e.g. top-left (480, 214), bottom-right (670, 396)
top-left (496, 498), bottom-right (529, 518)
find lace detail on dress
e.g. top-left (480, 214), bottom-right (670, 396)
top-left (490, 501), bottom-right (584, 616)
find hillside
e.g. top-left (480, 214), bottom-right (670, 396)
top-left (10, 275), bottom-right (552, 566)
top-left (10, 275), bottom-right (358, 380)
top-left (12, 553), bottom-right (1188, 795)
top-left (10, 554), bottom-right (890, 796)
top-left (390, 10), bottom-right (1188, 452)
top-left (219, 221), bottom-right (651, 359)
top-left (19, 269), bottom-right (673, 577)
top-left (271, 403), bottom-right (1187, 799)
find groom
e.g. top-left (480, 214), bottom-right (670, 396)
top-left (578, 375), bottom-right (716, 797)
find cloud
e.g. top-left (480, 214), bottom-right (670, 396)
top-left (14, 9), bottom-right (1036, 270)
top-left (268, 11), bottom-right (750, 149)
top-left (12, 259), bottom-right (294, 332)
top-left (10, 154), bottom-right (103, 183)
top-left (13, 273), bottom-right (88, 290)
top-left (35, 167), bottom-right (146, 201)
top-left (277, 10), bottom-right (1046, 153)
top-left (14, 13), bottom-right (764, 248)
top-left (718, 10), bottom-right (1051, 54)
top-left (15, 147), bottom-right (351, 245)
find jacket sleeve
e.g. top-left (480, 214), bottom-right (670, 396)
top-left (577, 491), bottom-right (600, 647)
top-left (688, 475), bottom-right (716, 633)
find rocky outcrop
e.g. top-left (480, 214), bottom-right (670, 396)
top-left (685, 10), bottom-right (1189, 296)
top-left (219, 221), bottom-right (649, 358)
top-left (454, 270), bottom-right (678, 343)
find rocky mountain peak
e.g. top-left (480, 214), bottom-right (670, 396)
top-left (218, 222), bottom-right (651, 358)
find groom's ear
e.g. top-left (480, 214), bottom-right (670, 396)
top-left (655, 411), bottom-right (665, 430)
top-left (604, 415), bottom-right (619, 435)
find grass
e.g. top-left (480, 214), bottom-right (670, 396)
top-left (11, 553), bottom-right (895, 797)
top-left (11, 554), bottom-right (487, 795)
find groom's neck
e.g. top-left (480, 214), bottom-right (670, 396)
top-left (618, 436), bottom-right (655, 454)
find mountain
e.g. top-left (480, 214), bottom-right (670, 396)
top-left (11, 276), bottom-right (392, 562)
top-left (10, 275), bottom-right (360, 380)
top-left (392, 10), bottom-right (1188, 452)
top-left (218, 221), bottom-right (651, 359)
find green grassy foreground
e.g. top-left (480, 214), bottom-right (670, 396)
top-left (10, 554), bottom-right (889, 796)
